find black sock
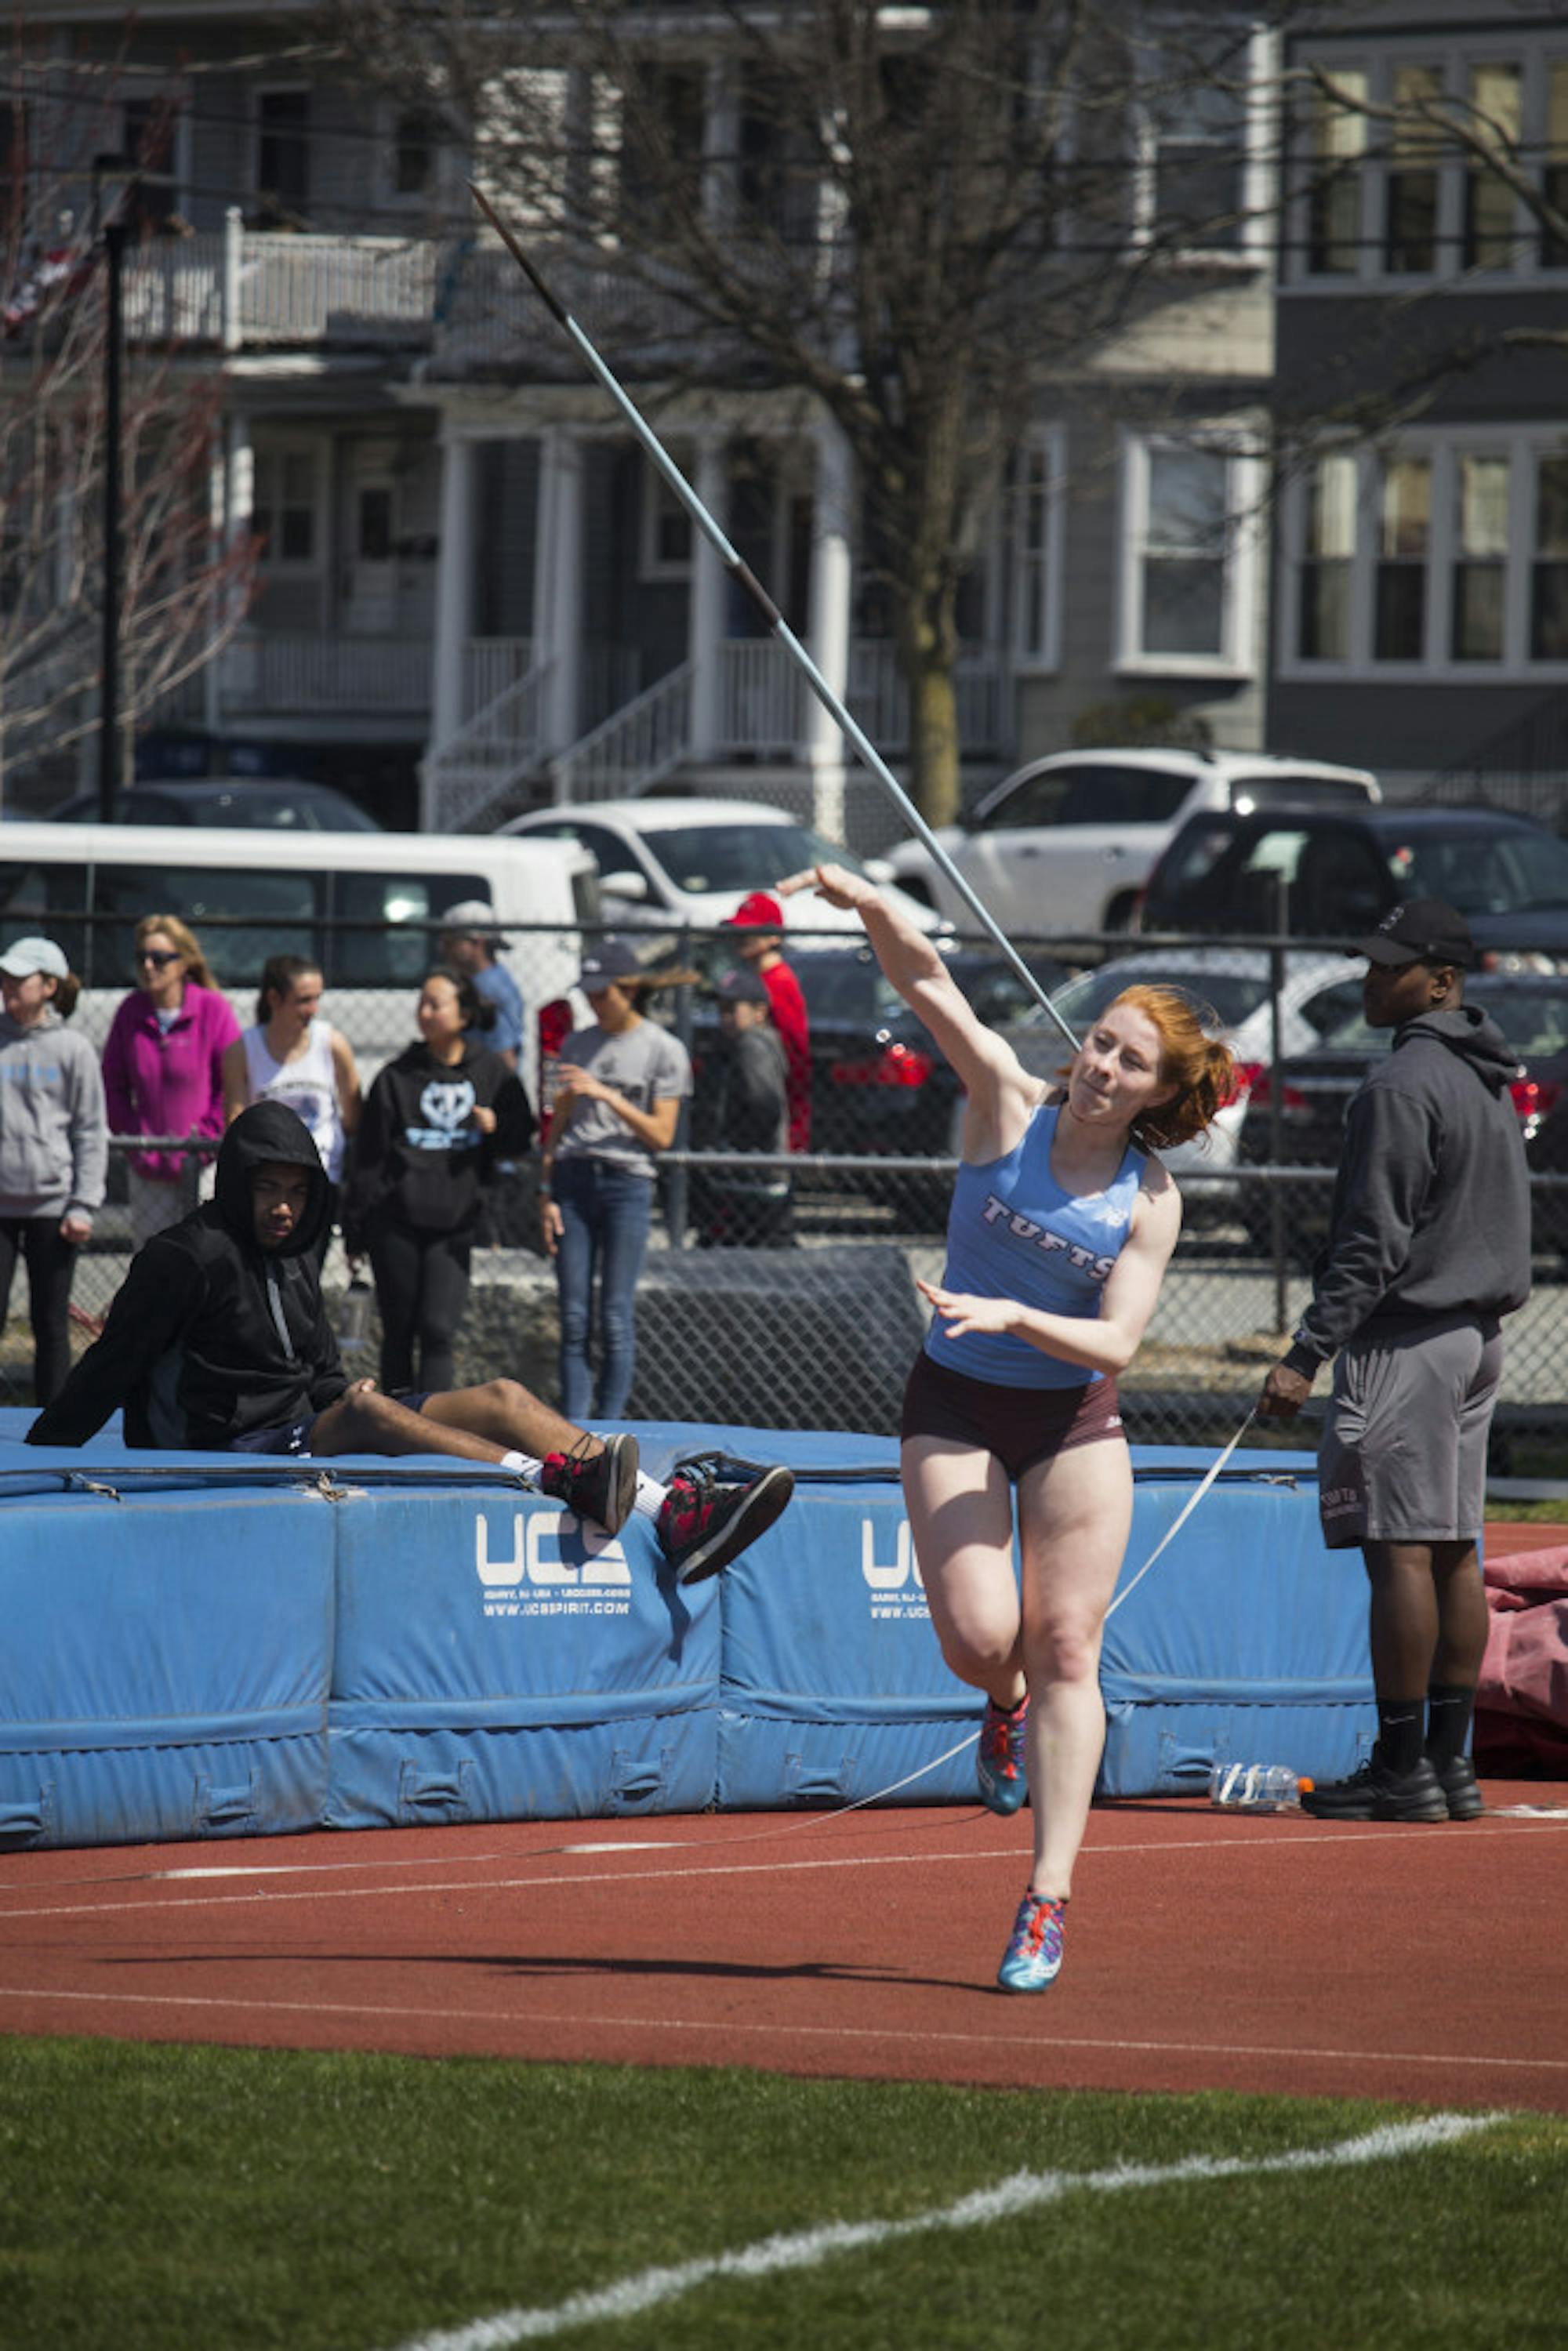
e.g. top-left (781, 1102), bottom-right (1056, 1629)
top-left (1375, 1699), bottom-right (1426, 1775)
top-left (1425, 1683), bottom-right (1477, 1771)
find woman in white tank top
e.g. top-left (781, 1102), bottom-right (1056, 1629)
top-left (221, 956), bottom-right (362, 1183)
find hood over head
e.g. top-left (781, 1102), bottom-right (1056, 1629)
top-left (1394, 1005), bottom-right (1519, 1097)
top-left (215, 1099), bottom-right (332, 1255)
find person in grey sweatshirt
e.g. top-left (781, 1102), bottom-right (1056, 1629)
top-left (0, 936), bottom-right (108, 1403)
top-left (1257, 898), bottom-right (1532, 1826)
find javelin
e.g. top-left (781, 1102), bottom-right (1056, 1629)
top-left (466, 183), bottom-right (1079, 1051)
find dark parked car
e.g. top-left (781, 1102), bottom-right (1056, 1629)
top-left (1237, 971), bottom-right (1568, 1259)
top-left (38, 778), bottom-right (382, 831)
top-left (1137, 803), bottom-right (1568, 959)
top-left (687, 941), bottom-right (1072, 1228)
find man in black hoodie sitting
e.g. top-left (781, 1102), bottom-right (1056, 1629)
top-left (1258, 900), bottom-right (1532, 1823)
top-left (28, 1101), bottom-right (793, 1587)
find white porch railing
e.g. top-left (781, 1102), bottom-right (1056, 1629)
top-left (426, 657), bottom-right (554, 832)
top-left (848, 642), bottom-right (1011, 755)
top-left (463, 637), bottom-right (534, 721)
top-left (117, 223), bottom-right (441, 350)
top-left (716, 640), bottom-right (805, 755)
top-left (221, 633), bottom-right (433, 714)
top-left (550, 663), bottom-right (691, 803)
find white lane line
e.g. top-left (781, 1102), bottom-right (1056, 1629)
top-left (0, 1981), bottom-right (1563, 2079)
top-left (145, 1856), bottom-right (510, 1881)
top-left (379, 2114), bottom-right (1502, 2351)
top-left (0, 1822), bottom-right (1542, 1926)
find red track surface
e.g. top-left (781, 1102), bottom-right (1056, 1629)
top-left (2, 1787), bottom-right (1564, 2113)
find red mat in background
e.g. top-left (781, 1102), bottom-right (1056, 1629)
top-left (2, 1788), bottom-right (1564, 2114)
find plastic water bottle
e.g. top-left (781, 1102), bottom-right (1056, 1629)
top-left (1207, 1763), bottom-right (1311, 1812)
top-left (337, 1274), bottom-right (374, 1358)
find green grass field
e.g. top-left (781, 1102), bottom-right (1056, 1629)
top-left (2, 2037), bottom-right (1563, 2351)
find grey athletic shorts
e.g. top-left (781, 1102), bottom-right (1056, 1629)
top-left (1318, 1313), bottom-right (1503, 1550)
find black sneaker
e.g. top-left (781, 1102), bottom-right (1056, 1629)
top-left (1430, 1754), bottom-right (1486, 1821)
top-left (538, 1432), bottom-right (639, 1536)
top-left (1301, 1754), bottom-right (1449, 1823)
top-left (655, 1455), bottom-right (794, 1585)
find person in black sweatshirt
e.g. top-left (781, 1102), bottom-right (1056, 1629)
top-left (342, 965), bottom-right (535, 1395)
top-left (27, 1099), bottom-right (793, 1587)
top-left (1258, 898), bottom-right (1532, 1825)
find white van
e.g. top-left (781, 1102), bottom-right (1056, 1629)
top-left (0, 824), bottom-right (600, 1101)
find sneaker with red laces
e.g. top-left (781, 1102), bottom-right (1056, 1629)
top-left (538, 1432), bottom-right (639, 1537)
top-left (977, 1696), bottom-right (1029, 1816)
top-left (655, 1454), bottom-right (794, 1585)
top-left (996, 1891), bottom-right (1066, 1993)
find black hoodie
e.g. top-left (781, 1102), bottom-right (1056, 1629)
top-left (340, 1036), bottom-right (534, 1254)
top-left (1285, 1006), bottom-right (1533, 1375)
top-left (27, 1100), bottom-right (347, 1449)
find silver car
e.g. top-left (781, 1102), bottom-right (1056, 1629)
top-left (991, 947), bottom-right (1361, 1222)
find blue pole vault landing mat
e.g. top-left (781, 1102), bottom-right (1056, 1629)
top-left (0, 1411), bottom-right (1374, 1843)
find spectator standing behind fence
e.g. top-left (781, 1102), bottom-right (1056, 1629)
top-left (720, 893), bottom-right (811, 1152)
top-left (100, 914), bottom-right (241, 1247)
top-left (220, 956), bottom-right (362, 1209)
top-left (0, 938), bottom-right (107, 1403)
top-left (438, 900), bottom-right (524, 1069)
top-left (342, 966), bottom-right (535, 1394)
top-left (540, 938), bottom-right (692, 1420)
top-left (689, 967), bottom-right (793, 1249)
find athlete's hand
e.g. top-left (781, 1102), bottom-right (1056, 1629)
top-left (776, 862), bottom-right (878, 913)
top-left (470, 1104), bottom-right (498, 1136)
top-left (916, 1276), bottom-right (1015, 1341)
top-left (554, 1061), bottom-right (612, 1105)
top-left (1258, 1362), bottom-right (1312, 1418)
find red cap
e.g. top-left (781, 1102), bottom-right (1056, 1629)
top-left (724, 891), bottom-right (785, 931)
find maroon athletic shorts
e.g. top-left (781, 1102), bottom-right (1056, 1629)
top-left (900, 1349), bottom-right (1124, 1484)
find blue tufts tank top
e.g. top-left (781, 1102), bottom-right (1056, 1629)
top-left (924, 1101), bottom-right (1145, 1390)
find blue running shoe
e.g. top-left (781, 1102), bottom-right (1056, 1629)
top-left (996, 1891), bottom-right (1066, 1994)
top-left (976, 1695), bottom-right (1029, 1815)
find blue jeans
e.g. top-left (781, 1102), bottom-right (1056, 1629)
top-left (554, 1156), bottom-right (654, 1420)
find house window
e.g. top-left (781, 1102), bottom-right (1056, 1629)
top-left (252, 448), bottom-right (319, 567)
top-left (1298, 454), bottom-right (1356, 660)
top-left (1451, 455), bottom-right (1508, 662)
top-left (1148, 46), bottom-right (1245, 250)
top-left (1374, 457), bottom-right (1430, 661)
top-left (1287, 432), bottom-right (1568, 677)
top-left (1462, 63), bottom-right (1521, 270)
top-left (1009, 433), bottom-right (1064, 670)
top-left (640, 452), bottom-right (692, 579)
top-left (1121, 435), bottom-right (1258, 673)
top-left (122, 96), bottom-right (179, 230)
top-left (393, 108), bottom-right (441, 198)
top-left (1531, 456), bottom-right (1568, 661)
top-left (257, 90), bottom-right (310, 223)
top-left (1383, 65), bottom-right (1443, 274)
top-left (1307, 72), bottom-right (1367, 274)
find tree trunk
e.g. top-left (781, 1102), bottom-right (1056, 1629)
top-left (896, 579), bottom-right (961, 828)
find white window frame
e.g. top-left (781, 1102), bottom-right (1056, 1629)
top-left (1284, 34), bottom-right (1568, 291)
top-left (251, 438), bottom-right (326, 576)
top-left (117, 75), bottom-right (192, 223)
top-left (1278, 427), bottom-right (1568, 682)
top-left (1007, 426), bottom-right (1066, 673)
top-left (1129, 22), bottom-right (1276, 267)
top-left (1116, 429), bottom-right (1262, 680)
top-left (376, 97), bottom-right (451, 209)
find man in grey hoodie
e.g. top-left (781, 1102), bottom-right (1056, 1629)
top-left (1258, 898), bottom-right (1531, 1823)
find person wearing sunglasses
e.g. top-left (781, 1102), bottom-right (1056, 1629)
top-left (100, 912), bottom-right (241, 1247)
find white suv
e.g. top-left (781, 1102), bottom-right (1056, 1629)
top-left (881, 748), bottom-right (1381, 938)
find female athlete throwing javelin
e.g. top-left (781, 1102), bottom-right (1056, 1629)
top-left (779, 864), bottom-right (1235, 1993)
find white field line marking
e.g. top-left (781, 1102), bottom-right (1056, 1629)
top-left (380, 2113), bottom-right (1501, 2351)
top-left (0, 1983), bottom-right (1563, 2080)
top-left (0, 1821), bottom-right (1544, 1926)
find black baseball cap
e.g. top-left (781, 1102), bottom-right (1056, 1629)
top-left (715, 966), bottom-right (768, 1007)
top-left (577, 936), bottom-right (645, 991)
top-left (1350, 898), bottom-right (1477, 971)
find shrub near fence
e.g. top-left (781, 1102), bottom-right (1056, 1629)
top-left (3, 918), bottom-right (1564, 1475)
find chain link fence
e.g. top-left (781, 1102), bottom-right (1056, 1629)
top-left (5, 912), bottom-right (1565, 1477)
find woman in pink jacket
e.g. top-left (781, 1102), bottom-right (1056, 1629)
top-left (100, 912), bottom-right (241, 1246)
